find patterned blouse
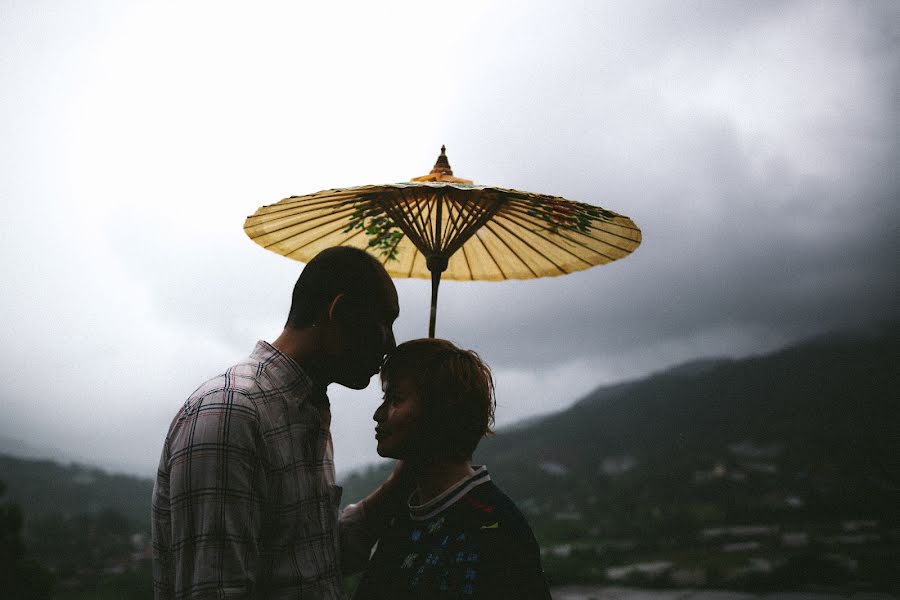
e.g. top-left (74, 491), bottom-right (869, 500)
top-left (352, 466), bottom-right (551, 600)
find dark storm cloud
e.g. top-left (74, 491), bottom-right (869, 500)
top-left (437, 120), bottom-right (899, 369)
top-left (424, 1), bottom-right (900, 372)
top-left (2, 1), bottom-right (897, 474)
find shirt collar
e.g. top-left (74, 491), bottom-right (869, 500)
top-left (250, 340), bottom-right (327, 404)
top-left (408, 465), bottom-right (491, 521)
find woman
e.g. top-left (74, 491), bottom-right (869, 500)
top-left (349, 338), bottom-right (551, 599)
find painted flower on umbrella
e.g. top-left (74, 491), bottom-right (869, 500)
top-left (342, 199), bottom-right (404, 260)
top-left (526, 196), bottom-right (618, 234)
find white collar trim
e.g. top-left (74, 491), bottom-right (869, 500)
top-left (408, 465), bottom-right (491, 521)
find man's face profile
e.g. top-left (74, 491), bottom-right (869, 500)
top-left (331, 272), bottom-right (399, 390)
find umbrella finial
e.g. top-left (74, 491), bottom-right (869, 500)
top-left (431, 145), bottom-right (453, 176)
top-left (410, 145), bottom-right (473, 184)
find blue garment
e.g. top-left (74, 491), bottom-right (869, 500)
top-left (353, 467), bottom-right (550, 600)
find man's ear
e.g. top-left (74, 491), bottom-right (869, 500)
top-left (326, 293), bottom-right (346, 323)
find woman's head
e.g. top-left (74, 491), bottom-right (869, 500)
top-left (373, 338), bottom-right (496, 462)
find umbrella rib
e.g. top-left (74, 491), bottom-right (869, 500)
top-left (248, 198), bottom-right (361, 222)
top-left (323, 227), bottom-right (376, 253)
top-left (505, 198), bottom-right (643, 241)
top-left (441, 193), bottom-right (467, 251)
top-left (484, 219), bottom-right (567, 276)
top-left (460, 242), bottom-right (473, 280)
top-left (413, 191), bottom-right (438, 251)
top-left (447, 190), bottom-right (489, 250)
top-left (251, 190), bottom-right (376, 217)
top-left (245, 209), bottom-right (357, 239)
top-left (407, 246), bottom-right (420, 278)
top-left (505, 194), bottom-right (640, 228)
top-left (444, 189), bottom-right (475, 246)
top-left (445, 193), bottom-right (503, 256)
top-left (379, 193), bottom-right (434, 260)
top-left (471, 226), bottom-right (510, 279)
top-left (268, 216), bottom-right (364, 253)
top-left (442, 199), bottom-right (461, 248)
top-left (499, 211), bottom-right (616, 265)
top-left (502, 203), bottom-right (639, 257)
top-left (246, 205), bottom-right (357, 239)
top-left (482, 221), bottom-right (542, 278)
top-left (413, 193), bottom-right (438, 251)
top-left (401, 189), bottom-right (435, 252)
top-left (247, 199), bottom-right (356, 223)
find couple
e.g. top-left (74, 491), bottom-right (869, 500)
top-left (151, 246), bottom-right (551, 599)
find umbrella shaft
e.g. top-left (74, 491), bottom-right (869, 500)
top-left (429, 268), bottom-right (441, 338)
top-left (426, 255), bottom-right (448, 338)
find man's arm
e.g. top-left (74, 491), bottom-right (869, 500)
top-left (151, 438), bottom-right (175, 600)
top-left (339, 460), bottom-right (414, 574)
top-left (155, 391), bottom-right (266, 599)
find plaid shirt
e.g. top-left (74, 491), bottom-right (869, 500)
top-left (152, 341), bottom-right (371, 600)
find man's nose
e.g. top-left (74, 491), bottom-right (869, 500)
top-left (383, 326), bottom-right (396, 352)
top-left (373, 401), bottom-right (386, 422)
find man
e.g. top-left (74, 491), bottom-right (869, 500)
top-left (152, 246), bottom-right (407, 600)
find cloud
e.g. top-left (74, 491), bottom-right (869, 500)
top-left (1, 1), bottom-right (897, 475)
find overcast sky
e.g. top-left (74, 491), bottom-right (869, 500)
top-left (1, 1), bottom-right (897, 477)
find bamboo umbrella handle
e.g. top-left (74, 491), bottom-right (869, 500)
top-left (426, 255), bottom-right (448, 338)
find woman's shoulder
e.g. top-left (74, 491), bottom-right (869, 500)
top-left (461, 480), bottom-right (539, 544)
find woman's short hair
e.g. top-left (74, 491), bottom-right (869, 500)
top-left (381, 338), bottom-right (496, 460)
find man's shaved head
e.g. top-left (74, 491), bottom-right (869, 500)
top-left (286, 246), bottom-right (394, 328)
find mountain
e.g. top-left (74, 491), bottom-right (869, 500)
top-left (0, 456), bottom-right (156, 598)
top-left (475, 325), bottom-right (900, 515)
top-left (0, 436), bottom-right (72, 464)
top-left (0, 454), bottom-right (153, 527)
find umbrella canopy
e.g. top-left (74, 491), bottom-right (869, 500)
top-left (244, 147), bottom-right (641, 336)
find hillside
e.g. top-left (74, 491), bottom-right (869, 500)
top-left (0, 454), bottom-right (153, 527)
top-left (0, 455), bottom-right (155, 598)
top-left (478, 326), bottom-right (899, 512)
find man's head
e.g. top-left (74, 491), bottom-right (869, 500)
top-left (286, 246), bottom-right (399, 389)
top-left (374, 338), bottom-right (496, 462)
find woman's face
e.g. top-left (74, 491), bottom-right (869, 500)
top-left (373, 376), bottom-right (425, 459)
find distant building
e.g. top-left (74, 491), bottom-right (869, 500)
top-left (728, 440), bottom-right (784, 459)
top-left (538, 461), bottom-right (569, 476)
top-left (606, 561), bottom-right (673, 582)
top-left (841, 519), bottom-right (878, 531)
top-left (552, 510), bottom-right (584, 521)
top-left (781, 532), bottom-right (809, 547)
top-left (599, 455), bottom-right (637, 476)
top-left (670, 567), bottom-right (707, 586)
top-left (722, 541), bottom-right (761, 552)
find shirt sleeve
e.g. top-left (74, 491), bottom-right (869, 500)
top-left (153, 390), bottom-right (267, 599)
top-left (339, 500), bottom-right (378, 575)
top-left (151, 432), bottom-right (175, 599)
